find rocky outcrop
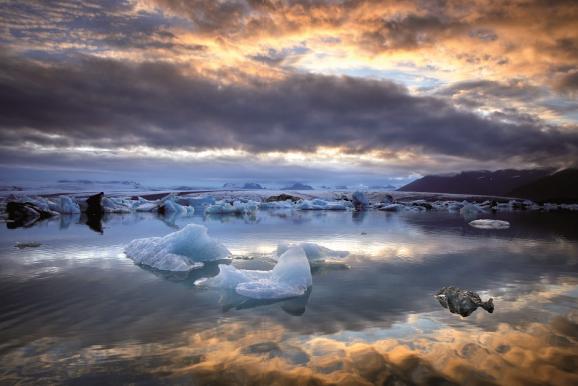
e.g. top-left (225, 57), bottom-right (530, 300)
top-left (265, 194), bottom-right (301, 203)
top-left (85, 192), bottom-right (105, 216)
top-left (435, 286), bottom-right (494, 317)
top-left (6, 201), bottom-right (56, 228)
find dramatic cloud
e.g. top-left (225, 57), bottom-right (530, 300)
top-left (0, 0), bottom-right (577, 184)
top-left (1, 53), bottom-right (577, 163)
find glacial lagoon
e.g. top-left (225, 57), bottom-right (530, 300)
top-left (1, 209), bottom-right (577, 385)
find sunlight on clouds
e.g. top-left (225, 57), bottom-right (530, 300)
top-left (1, 0), bottom-right (577, 178)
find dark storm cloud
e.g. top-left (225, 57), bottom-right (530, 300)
top-left (0, 52), bottom-right (577, 166)
top-left (554, 70), bottom-right (578, 96)
top-left (358, 14), bottom-right (466, 52)
top-left (437, 79), bottom-right (578, 121)
top-left (0, 0), bottom-right (197, 53)
top-left (438, 80), bottom-right (546, 102)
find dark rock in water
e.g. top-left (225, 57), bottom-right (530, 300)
top-left (85, 213), bottom-right (103, 234)
top-left (265, 194), bottom-right (301, 203)
top-left (335, 193), bottom-right (351, 202)
top-left (85, 192), bottom-right (104, 215)
top-left (352, 191), bottom-right (369, 210)
top-left (435, 286), bottom-right (494, 317)
top-left (84, 192), bottom-right (104, 233)
top-left (409, 200), bottom-right (433, 210)
top-left (6, 201), bottom-right (55, 228)
top-left (15, 242), bottom-right (42, 249)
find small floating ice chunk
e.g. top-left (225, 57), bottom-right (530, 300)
top-left (52, 196), bottom-right (81, 214)
top-left (162, 199), bottom-right (191, 214)
top-left (352, 191), bottom-right (369, 210)
top-left (134, 199), bottom-right (159, 212)
top-left (11, 195), bottom-right (54, 213)
top-left (200, 246), bottom-right (312, 300)
top-left (205, 200), bottom-right (258, 215)
top-left (259, 200), bottom-right (294, 210)
top-left (460, 202), bottom-right (484, 217)
top-left (157, 195), bottom-right (194, 215)
top-left (124, 224), bottom-right (230, 271)
top-left (446, 202), bottom-right (463, 212)
top-left (276, 242), bottom-right (348, 262)
top-left (378, 203), bottom-right (405, 212)
top-left (469, 219), bottom-right (510, 229)
top-left (179, 196), bottom-right (216, 211)
top-left (102, 197), bottom-right (132, 213)
top-left (295, 199), bottom-right (347, 210)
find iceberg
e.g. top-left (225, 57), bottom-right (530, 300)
top-left (178, 196), bottom-right (216, 211)
top-left (156, 194), bottom-right (194, 215)
top-left (276, 242), bottom-right (348, 262)
top-left (161, 199), bottom-right (193, 215)
top-left (133, 198), bottom-right (159, 212)
top-left (460, 202), bottom-right (484, 217)
top-left (102, 197), bottom-right (132, 213)
top-left (469, 219), bottom-right (510, 229)
top-left (124, 224), bottom-right (230, 271)
top-left (446, 202), bottom-right (463, 212)
top-left (295, 199), bottom-right (348, 211)
top-left (199, 246), bottom-right (312, 300)
top-left (205, 200), bottom-right (258, 215)
top-left (10, 195), bottom-right (54, 213)
top-left (48, 196), bottom-right (80, 214)
top-left (352, 191), bottom-right (369, 210)
top-left (378, 203), bottom-right (405, 212)
top-left (259, 200), bottom-right (294, 210)
top-left (5, 196), bottom-right (59, 227)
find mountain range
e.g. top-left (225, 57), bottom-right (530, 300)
top-left (398, 168), bottom-right (578, 202)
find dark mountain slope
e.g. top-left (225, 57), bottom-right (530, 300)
top-left (397, 169), bottom-right (552, 196)
top-left (508, 169), bottom-right (578, 202)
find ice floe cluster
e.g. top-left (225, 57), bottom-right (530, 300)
top-left (3, 189), bottom-right (577, 229)
top-left (376, 198), bottom-right (578, 214)
top-left (1, 192), bottom-right (198, 227)
top-left (122, 224), bottom-right (353, 300)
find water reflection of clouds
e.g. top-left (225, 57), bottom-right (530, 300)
top-left (1, 210), bottom-right (577, 384)
top-left (2, 311), bottom-right (576, 386)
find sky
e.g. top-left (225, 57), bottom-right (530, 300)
top-left (0, 0), bottom-right (577, 187)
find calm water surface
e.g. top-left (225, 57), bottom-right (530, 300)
top-left (1, 210), bottom-right (577, 385)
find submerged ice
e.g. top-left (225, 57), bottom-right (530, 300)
top-left (199, 246), bottom-right (312, 300)
top-left (469, 219), bottom-right (511, 229)
top-left (124, 224), bottom-right (230, 271)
